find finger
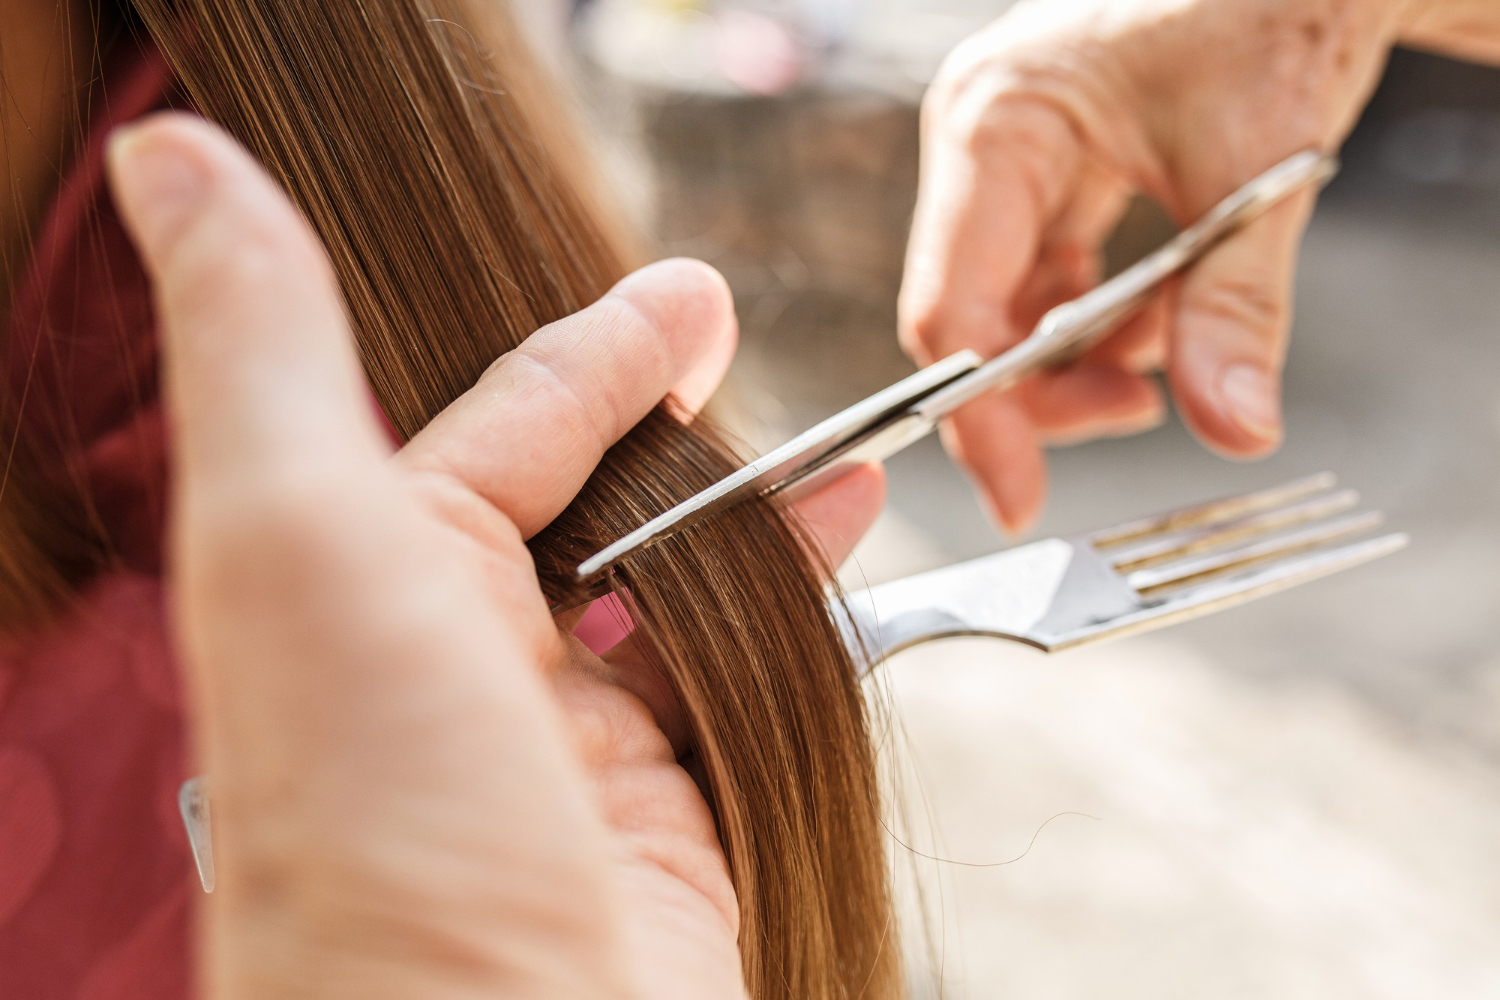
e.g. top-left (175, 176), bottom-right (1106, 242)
top-left (785, 462), bottom-right (887, 570)
top-left (572, 464), bottom-right (886, 657)
top-left (1019, 365), bottom-right (1166, 445)
top-left (941, 394), bottom-right (1047, 536)
top-left (1007, 239), bottom-right (1098, 334)
top-left (599, 632), bottom-right (690, 756)
top-left (1000, 240), bottom-right (1169, 444)
top-left (1169, 188), bottom-right (1316, 457)
top-left (107, 113), bottom-right (388, 495)
top-left (900, 100), bottom-right (1080, 364)
top-left (1008, 169), bottom-right (1133, 333)
top-left (587, 463), bottom-right (886, 754)
top-left (670, 293), bottom-right (739, 415)
top-left (1084, 291), bottom-right (1171, 374)
top-left (398, 258), bottom-right (738, 536)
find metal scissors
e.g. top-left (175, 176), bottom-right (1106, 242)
top-left (575, 150), bottom-right (1339, 588)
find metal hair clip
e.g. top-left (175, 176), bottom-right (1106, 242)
top-left (573, 150), bottom-right (1340, 592)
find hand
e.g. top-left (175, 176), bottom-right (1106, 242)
top-left (900, 0), bottom-right (1407, 533)
top-left (540, 459), bottom-right (883, 1000)
top-left (107, 113), bottom-right (884, 1000)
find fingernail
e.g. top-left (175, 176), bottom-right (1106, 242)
top-left (107, 122), bottom-right (210, 255)
top-left (1218, 363), bottom-right (1281, 441)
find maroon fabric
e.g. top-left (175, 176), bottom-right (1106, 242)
top-left (0, 41), bottom-right (194, 1000)
top-left (0, 32), bottom-right (639, 1000)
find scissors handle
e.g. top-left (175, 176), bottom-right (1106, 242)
top-left (773, 150), bottom-right (1339, 507)
top-left (910, 149), bottom-right (1339, 422)
top-left (571, 150), bottom-right (1339, 590)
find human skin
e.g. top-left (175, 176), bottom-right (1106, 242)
top-left (902, 0), bottom-right (1500, 535)
top-left (106, 112), bottom-right (885, 1000)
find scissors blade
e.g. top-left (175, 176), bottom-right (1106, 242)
top-left (574, 149), bottom-right (1339, 585)
top-left (574, 349), bottom-right (981, 581)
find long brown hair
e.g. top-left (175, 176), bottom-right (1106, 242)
top-left (2, 1), bottom-right (900, 996)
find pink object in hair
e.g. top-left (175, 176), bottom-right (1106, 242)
top-left (575, 592), bottom-right (636, 655)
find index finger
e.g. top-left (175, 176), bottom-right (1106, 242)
top-left (900, 97), bottom-right (1079, 362)
top-left (397, 258), bottom-right (738, 537)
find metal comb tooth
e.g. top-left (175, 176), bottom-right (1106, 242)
top-left (1106, 489), bottom-right (1361, 572)
top-left (841, 473), bottom-right (1408, 666)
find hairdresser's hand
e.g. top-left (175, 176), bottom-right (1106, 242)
top-left (902, 0), bottom-right (1408, 532)
top-left (109, 113), bottom-right (884, 1000)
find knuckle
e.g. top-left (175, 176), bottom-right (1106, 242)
top-left (407, 469), bottom-right (529, 559)
top-left (960, 91), bottom-right (1069, 167)
top-left (480, 349), bottom-right (513, 380)
top-left (924, 17), bottom-right (1072, 148)
top-left (928, 27), bottom-right (1001, 109)
top-left (508, 350), bottom-right (614, 456)
top-left (1187, 276), bottom-right (1291, 341)
top-left (595, 294), bottom-right (675, 394)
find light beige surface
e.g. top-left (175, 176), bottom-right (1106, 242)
top-left (838, 511), bottom-right (1500, 999)
top-left (879, 635), bottom-right (1500, 1000)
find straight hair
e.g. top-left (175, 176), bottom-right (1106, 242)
top-left (2, 2), bottom-right (900, 996)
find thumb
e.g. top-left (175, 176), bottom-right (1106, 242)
top-left (1168, 187), bottom-right (1317, 457)
top-left (106, 113), bottom-right (387, 500)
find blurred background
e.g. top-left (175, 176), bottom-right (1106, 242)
top-left (519, 2), bottom-right (1500, 996)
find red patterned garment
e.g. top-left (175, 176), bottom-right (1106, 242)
top-left (0, 40), bottom-right (193, 1000)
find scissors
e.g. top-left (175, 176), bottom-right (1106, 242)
top-left (574, 150), bottom-right (1339, 591)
